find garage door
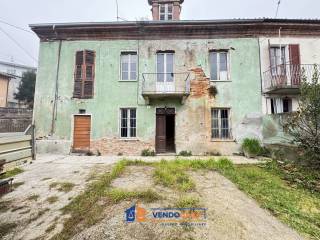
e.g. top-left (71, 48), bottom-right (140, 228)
top-left (73, 115), bottom-right (91, 152)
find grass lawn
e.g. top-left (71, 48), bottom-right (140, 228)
top-left (221, 161), bottom-right (320, 240)
top-left (52, 158), bottom-right (320, 240)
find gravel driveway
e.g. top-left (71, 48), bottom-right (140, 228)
top-left (0, 154), bottom-right (302, 240)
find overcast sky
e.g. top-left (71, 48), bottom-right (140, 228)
top-left (1, 0), bottom-right (319, 68)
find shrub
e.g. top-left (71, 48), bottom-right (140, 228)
top-left (205, 151), bottom-right (221, 156)
top-left (141, 149), bottom-right (156, 157)
top-left (178, 151), bottom-right (192, 157)
top-left (241, 138), bottom-right (262, 157)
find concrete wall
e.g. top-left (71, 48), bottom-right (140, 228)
top-left (34, 38), bottom-right (262, 155)
top-left (259, 36), bottom-right (320, 114)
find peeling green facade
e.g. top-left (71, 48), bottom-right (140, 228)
top-left (34, 37), bottom-right (262, 155)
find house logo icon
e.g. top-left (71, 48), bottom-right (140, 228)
top-left (125, 204), bottom-right (136, 223)
top-left (125, 203), bottom-right (147, 223)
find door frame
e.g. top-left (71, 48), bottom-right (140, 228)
top-left (155, 107), bottom-right (176, 153)
top-left (71, 114), bottom-right (92, 152)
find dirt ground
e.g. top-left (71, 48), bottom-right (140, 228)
top-left (0, 155), bottom-right (303, 240)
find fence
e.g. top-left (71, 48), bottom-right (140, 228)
top-left (0, 125), bottom-right (35, 173)
top-left (0, 107), bottom-right (32, 133)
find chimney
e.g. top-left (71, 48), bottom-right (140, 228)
top-left (148, 0), bottom-right (184, 21)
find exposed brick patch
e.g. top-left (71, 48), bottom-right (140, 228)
top-left (189, 68), bottom-right (210, 98)
top-left (91, 138), bottom-right (155, 156)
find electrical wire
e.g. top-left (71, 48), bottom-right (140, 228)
top-left (0, 18), bottom-right (35, 35)
top-left (0, 26), bottom-right (38, 63)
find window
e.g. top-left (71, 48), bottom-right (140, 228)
top-left (209, 51), bottom-right (229, 81)
top-left (211, 108), bottom-right (231, 139)
top-left (270, 98), bottom-right (292, 114)
top-left (159, 4), bottom-right (173, 20)
top-left (270, 46), bottom-right (286, 76)
top-left (121, 52), bottom-right (137, 81)
top-left (73, 50), bottom-right (95, 98)
top-left (120, 108), bottom-right (136, 138)
top-left (156, 52), bottom-right (174, 83)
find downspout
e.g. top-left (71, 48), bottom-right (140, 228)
top-left (258, 38), bottom-right (263, 95)
top-left (50, 25), bottom-right (62, 135)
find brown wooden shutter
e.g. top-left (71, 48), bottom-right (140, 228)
top-left (289, 44), bottom-right (301, 85)
top-left (83, 50), bottom-right (95, 98)
top-left (73, 50), bottom-right (95, 98)
top-left (74, 51), bottom-right (84, 98)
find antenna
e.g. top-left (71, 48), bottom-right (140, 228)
top-left (116, 0), bottom-right (119, 21)
top-left (275, 0), bottom-right (281, 18)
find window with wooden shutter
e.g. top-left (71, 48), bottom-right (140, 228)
top-left (73, 50), bottom-right (95, 98)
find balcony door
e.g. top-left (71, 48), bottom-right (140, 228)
top-left (156, 52), bottom-right (175, 93)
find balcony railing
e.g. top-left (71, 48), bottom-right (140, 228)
top-left (263, 64), bottom-right (318, 94)
top-left (142, 73), bottom-right (190, 101)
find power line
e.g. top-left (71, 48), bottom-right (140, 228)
top-left (0, 18), bottom-right (35, 36)
top-left (0, 26), bottom-right (38, 63)
top-left (275, 0), bottom-right (281, 18)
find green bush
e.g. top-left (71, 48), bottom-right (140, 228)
top-left (178, 151), bottom-right (192, 157)
top-left (141, 149), bottom-right (156, 157)
top-left (241, 138), bottom-right (263, 156)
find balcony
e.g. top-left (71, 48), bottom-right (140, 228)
top-left (263, 64), bottom-right (317, 94)
top-left (142, 73), bottom-right (190, 103)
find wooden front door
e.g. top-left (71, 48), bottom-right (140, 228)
top-left (156, 114), bottom-right (166, 153)
top-left (73, 115), bottom-right (91, 152)
top-left (156, 108), bottom-right (175, 153)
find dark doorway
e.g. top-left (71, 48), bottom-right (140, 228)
top-left (156, 108), bottom-right (175, 154)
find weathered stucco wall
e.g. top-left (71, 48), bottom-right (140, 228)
top-left (34, 38), bottom-right (262, 155)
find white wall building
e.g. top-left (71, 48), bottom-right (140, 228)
top-left (260, 36), bottom-right (320, 115)
top-left (0, 60), bottom-right (37, 108)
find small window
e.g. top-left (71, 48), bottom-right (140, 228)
top-left (270, 98), bottom-right (292, 114)
top-left (120, 108), bottom-right (136, 138)
top-left (121, 52), bottom-right (137, 81)
top-left (159, 3), bottom-right (173, 21)
top-left (211, 108), bottom-right (231, 139)
top-left (209, 51), bottom-right (229, 81)
top-left (73, 50), bottom-right (95, 98)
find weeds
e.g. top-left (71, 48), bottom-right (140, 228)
top-left (12, 181), bottom-right (24, 188)
top-left (106, 188), bottom-right (161, 203)
top-left (49, 182), bottom-right (75, 192)
top-left (175, 196), bottom-right (200, 209)
top-left (0, 222), bottom-right (17, 238)
top-left (47, 196), bottom-right (59, 204)
top-left (27, 194), bottom-right (40, 201)
top-left (141, 149), bottom-right (156, 157)
top-left (0, 168), bottom-right (24, 179)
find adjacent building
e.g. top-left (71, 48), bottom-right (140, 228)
top-left (0, 60), bottom-right (37, 108)
top-left (30, 0), bottom-right (320, 155)
top-left (0, 72), bottom-right (12, 107)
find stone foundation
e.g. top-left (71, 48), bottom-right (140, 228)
top-left (91, 138), bottom-right (155, 156)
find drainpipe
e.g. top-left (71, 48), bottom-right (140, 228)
top-left (279, 27), bottom-right (282, 63)
top-left (50, 25), bottom-right (62, 135)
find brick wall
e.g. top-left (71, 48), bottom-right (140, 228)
top-left (91, 138), bottom-right (154, 156)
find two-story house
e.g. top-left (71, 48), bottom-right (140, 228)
top-left (30, 1), bottom-right (320, 155)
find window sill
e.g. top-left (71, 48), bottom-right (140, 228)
top-left (210, 80), bottom-right (232, 82)
top-left (211, 139), bottom-right (235, 142)
top-left (118, 80), bottom-right (138, 82)
top-left (72, 97), bottom-right (94, 100)
top-left (119, 138), bottom-right (139, 141)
